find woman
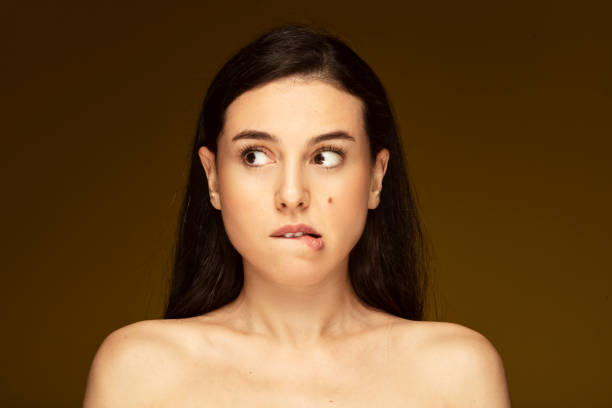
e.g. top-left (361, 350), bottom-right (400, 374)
top-left (84, 24), bottom-right (511, 407)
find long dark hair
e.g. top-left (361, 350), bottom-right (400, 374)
top-left (164, 24), bottom-right (429, 321)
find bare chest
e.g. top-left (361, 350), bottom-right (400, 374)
top-left (159, 342), bottom-right (430, 407)
top-left (162, 365), bottom-right (421, 408)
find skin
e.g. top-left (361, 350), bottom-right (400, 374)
top-left (197, 75), bottom-right (390, 347)
top-left (83, 75), bottom-right (511, 407)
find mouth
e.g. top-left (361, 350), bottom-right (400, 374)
top-left (269, 223), bottom-right (324, 251)
top-left (269, 223), bottom-right (322, 239)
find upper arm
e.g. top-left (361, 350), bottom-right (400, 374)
top-left (426, 324), bottom-right (511, 408)
top-left (83, 321), bottom-right (175, 408)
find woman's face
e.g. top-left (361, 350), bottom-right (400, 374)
top-left (199, 76), bottom-right (389, 287)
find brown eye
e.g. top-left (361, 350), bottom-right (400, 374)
top-left (245, 151), bottom-right (257, 164)
top-left (240, 147), bottom-right (272, 167)
top-left (314, 153), bottom-right (324, 165)
top-left (314, 150), bottom-right (343, 167)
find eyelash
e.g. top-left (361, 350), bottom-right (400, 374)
top-left (239, 144), bottom-right (346, 170)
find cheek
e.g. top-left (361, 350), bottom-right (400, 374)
top-left (324, 169), bottom-right (370, 245)
top-left (217, 168), bottom-right (270, 252)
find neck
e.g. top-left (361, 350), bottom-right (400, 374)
top-left (226, 258), bottom-right (377, 349)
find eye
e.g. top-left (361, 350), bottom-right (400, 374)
top-left (239, 144), bottom-right (346, 169)
top-left (240, 145), bottom-right (273, 166)
top-left (313, 151), bottom-right (341, 167)
top-left (313, 145), bottom-right (345, 169)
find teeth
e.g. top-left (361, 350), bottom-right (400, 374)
top-left (283, 232), bottom-right (305, 238)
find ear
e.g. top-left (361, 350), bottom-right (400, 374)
top-left (368, 148), bottom-right (390, 210)
top-left (198, 146), bottom-right (222, 210)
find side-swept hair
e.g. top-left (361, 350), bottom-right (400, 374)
top-left (164, 24), bottom-right (429, 320)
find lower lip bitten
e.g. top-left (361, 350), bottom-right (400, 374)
top-left (276, 235), bottom-right (324, 250)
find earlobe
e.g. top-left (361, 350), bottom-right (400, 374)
top-left (367, 191), bottom-right (381, 210)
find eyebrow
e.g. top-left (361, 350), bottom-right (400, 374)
top-left (231, 129), bottom-right (356, 147)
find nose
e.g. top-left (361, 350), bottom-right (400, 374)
top-left (275, 161), bottom-right (310, 212)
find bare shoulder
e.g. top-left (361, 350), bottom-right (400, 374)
top-left (391, 320), bottom-right (512, 407)
top-left (83, 319), bottom-right (203, 407)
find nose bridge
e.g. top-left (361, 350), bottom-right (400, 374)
top-left (276, 154), bottom-right (308, 210)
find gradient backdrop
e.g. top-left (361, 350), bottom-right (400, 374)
top-left (3, 1), bottom-right (610, 406)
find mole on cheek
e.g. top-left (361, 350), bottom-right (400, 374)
top-left (328, 197), bottom-right (333, 204)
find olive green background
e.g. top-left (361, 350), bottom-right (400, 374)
top-left (2, 1), bottom-right (610, 406)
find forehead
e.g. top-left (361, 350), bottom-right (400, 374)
top-left (220, 76), bottom-right (365, 144)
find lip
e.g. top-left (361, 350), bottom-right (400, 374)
top-left (270, 223), bottom-right (322, 238)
